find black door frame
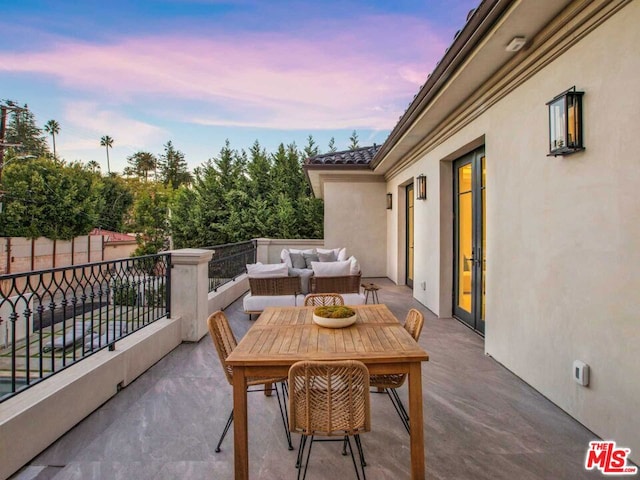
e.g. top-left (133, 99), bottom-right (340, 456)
top-left (453, 147), bottom-right (485, 334)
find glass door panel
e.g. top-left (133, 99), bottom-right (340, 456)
top-left (406, 184), bottom-right (414, 287)
top-left (457, 164), bottom-right (473, 313)
top-left (453, 148), bottom-right (485, 334)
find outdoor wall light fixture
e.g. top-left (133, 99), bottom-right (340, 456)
top-left (547, 86), bottom-right (584, 156)
top-left (416, 174), bottom-right (427, 200)
top-left (386, 193), bottom-right (393, 210)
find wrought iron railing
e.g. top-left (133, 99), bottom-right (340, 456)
top-left (204, 240), bottom-right (256, 292)
top-left (0, 253), bottom-right (170, 402)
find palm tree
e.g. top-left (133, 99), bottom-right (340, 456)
top-left (86, 160), bottom-right (101, 173)
top-left (127, 151), bottom-right (157, 181)
top-left (100, 135), bottom-right (114, 173)
top-left (44, 119), bottom-right (60, 161)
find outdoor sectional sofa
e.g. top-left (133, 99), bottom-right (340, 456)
top-left (242, 248), bottom-right (365, 315)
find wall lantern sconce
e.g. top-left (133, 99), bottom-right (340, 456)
top-left (416, 174), bottom-right (427, 200)
top-left (386, 193), bottom-right (393, 210)
top-left (547, 86), bottom-right (584, 156)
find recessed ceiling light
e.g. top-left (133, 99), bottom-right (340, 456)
top-left (506, 36), bottom-right (526, 52)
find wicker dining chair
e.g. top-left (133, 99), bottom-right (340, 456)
top-left (303, 293), bottom-right (345, 307)
top-left (207, 311), bottom-right (293, 452)
top-left (369, 308), bottom-right (424, 434)
top-left (289, 360), bottom-right (371, 480)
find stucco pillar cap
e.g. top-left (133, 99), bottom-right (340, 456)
top-left (167, 248), bottom-right (213, 265)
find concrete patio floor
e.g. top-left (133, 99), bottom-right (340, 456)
top-left (12, 278), bottom-right (617, 479)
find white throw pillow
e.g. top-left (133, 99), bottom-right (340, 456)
top-left (310, 260), bottom-right (351, 277)
top-left (347, 256), bottom-right (360, 275)
top-left (317, 247), bottom-right (339, 257)
top-left (280, 249), bottom-right (292, 267)
top-left (289, 248), bottom-right (316, 254)
top-left (317, 247), bottom-right (347, 261)
top-left (246, 263), bottom-right (289, 278)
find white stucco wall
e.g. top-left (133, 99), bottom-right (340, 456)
top-left (387, 1), bottom-right (640, 457)
top-left (323, 180), bottom-right (387, 276)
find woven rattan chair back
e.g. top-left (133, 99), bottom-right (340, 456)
top-left (248, 276), bottom-right (301, 295)
top-left (368, 309), bottom-right (424, 435)
top-left (207, 311), bottom-right (238, 386)
top-left (404, 309), bottom-right (424, 342)
top-left (370, 309), bottom-right (424, 390)
top-left (289, 360), bottom-right (370, 437)
top-left (303, 293), bottom-right (345, 307)
top-left (309, 274), bottom-right (361, 294)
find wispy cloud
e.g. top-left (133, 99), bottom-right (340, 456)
top-left (56, 102), bottom-right (167, 160)
top-left (0, 14), bottom-right (448, 131)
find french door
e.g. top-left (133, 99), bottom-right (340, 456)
top-left (453, 148), bottom-right (485, 334)
top-left (406, 183), bottom-right (414, 288)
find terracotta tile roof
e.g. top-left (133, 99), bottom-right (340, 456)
top-left (305, 144), bottom-right (381, 166)
top-left (89, 228), bottom-right (137, 243)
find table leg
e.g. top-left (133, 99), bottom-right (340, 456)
top-left (408, 362), bottom-right (425, 480)
top-left (233, 366), bottom-right (249, 480)
top-left (264, 382), bottom-right (273, 396)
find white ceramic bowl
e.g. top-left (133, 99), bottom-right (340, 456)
top-left (312, 313), bottom-right (357, 329)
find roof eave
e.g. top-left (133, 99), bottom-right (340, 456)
top-left (370, 0), bottom-right (514, 171)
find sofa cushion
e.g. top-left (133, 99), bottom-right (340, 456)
top-left (246, 262), bottom-right (288, 278)
top-left (317, 247), bottom-right (347, 261)
top-left (243, 293), bottom-right (298, 313)
top-left (341, 293), bottom-right (366, 305)
top-left (280, 249), bottom-right (293, 267)
top-left (303, 252), bottom-right (319, 268)
top-left (289, 252), bottom-right (307, 269)
top-left (288, 267), bottom-right (314, 294)
top-left (311, 259), bottom-right (351, 277)
top-left (281, 248), bottom-right (316, 267)
top-left (318, 251), bottom-right (337, 262)
top-left (347, 256), bottom-right (360, 275)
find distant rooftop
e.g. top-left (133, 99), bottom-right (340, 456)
top-left (89, 228), bottom-right (136, 243)
top-left (305, 144), bottom-right (381, 167)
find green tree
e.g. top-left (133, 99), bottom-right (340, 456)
top-left (349, 130), bottom-right (360, 150)
top-left (170, 141), bottom-right (252, 247)
top-left (2, 100), bottom-right (48, 159)
top-left (100, 135), bottom-right (114, 173)
top-left (270, 143), bottom-right (304, 203)
top-left (328, 136), bottom-right (337, 152)
top-left (169, 139), bottom-right (323, 247)
top-left (86, 160), bottom-right (101, 173)
top-left (303, 134), bottom-right (319, 158)
top-left (122, 166), bottom-right (136, 177)
top-left (44, 119), bottom-right (60, 161)
top-left (131, 183), bottom-right (171, 255)
top-left (270, 193), bottom-right (296, 239)
top-left (158, 141), bottom-right (192, 189)
top-left (169, 186), bottom-right (200, 249)
top-left (127, 151), bottom-right (157, 181)
top-left (94, 174), bottom-right (134, 232)
top-left (246, 140), bottom-right (272, 201)
top-left (0, 157), bottom-right (98, 239)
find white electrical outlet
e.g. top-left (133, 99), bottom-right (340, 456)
top-left (420, 281), bottom-right (426, 291)
top-left (573, 360), bottom-right (590, 386)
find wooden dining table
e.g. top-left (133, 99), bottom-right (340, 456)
top-left (225, 303), bottom-right (430, 479)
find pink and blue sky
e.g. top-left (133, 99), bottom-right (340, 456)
top-left (0, 0), bottom-right (478, 173)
